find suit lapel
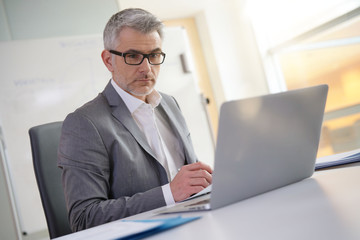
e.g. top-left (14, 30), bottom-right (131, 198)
top-left (102, 82), bottom-right (195, 185)
top-left (158, 96), bottom-right (196, 165)
top-left (102, 82), bottom-right (158, 161)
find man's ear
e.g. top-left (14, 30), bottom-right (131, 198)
top-left (101, 50), bottom-right (114, 72)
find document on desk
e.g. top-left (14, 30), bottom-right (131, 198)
top-left (315, 148), bottom-right (360, 170)
top-left (54, 216), bottom-right (201, 240)
top-left (181, 184), bottom-right (212, 202)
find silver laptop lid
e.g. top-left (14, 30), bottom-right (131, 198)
top-left (210, 85), bottom-right (328, 209)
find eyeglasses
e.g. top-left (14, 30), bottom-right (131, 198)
top-left (109, 50), bottom-right (166, 65)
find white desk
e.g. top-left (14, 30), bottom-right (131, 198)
top-left (58, 165), bottom-right (360, 240)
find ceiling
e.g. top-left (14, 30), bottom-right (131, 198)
top-left (117, 0), bottom-right (214, 20)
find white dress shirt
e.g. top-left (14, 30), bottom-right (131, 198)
top-left (111, 80), bottom-right (185, 205)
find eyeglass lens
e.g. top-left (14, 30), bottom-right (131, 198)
top-left (125, 53), bottom-right (165, 65)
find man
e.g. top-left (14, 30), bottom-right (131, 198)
top-left (58, 8), bottom-right (212, 232)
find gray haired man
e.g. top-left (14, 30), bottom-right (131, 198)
top-left (58, 8), bottom-right (212, 232)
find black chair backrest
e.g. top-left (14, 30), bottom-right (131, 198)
top-left (29, 122), bottom-right (72, 238)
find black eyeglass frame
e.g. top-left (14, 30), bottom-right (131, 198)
top-left (109, 50), bottom-right (166, 65)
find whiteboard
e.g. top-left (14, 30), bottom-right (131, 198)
top-left (0, 27), bottom-right (214, 234)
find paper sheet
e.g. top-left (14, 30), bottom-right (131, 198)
top-left (181, 184), bottom-right (212, 202)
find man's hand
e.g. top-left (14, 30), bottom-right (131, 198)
top-left (170, 162), bottom-right (212, 202)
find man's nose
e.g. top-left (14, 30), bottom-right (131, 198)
top-left (138, 57), bottom-right (152, 73)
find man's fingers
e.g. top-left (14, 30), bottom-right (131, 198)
top-left (179, 161), bottom-right (213, 173)
top-left (190, 169), bottom-right (212, 184)
top-left (189, 177), bottom-right (211, 188)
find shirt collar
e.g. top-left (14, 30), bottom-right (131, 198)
top-left (110, 79), bottom-right (162, 114)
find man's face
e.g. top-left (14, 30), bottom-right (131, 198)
top-left (102, 27), bottom-right (163, 101)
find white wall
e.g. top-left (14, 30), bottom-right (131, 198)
top-left (195, 0), bottom-right (268, 103)
top-left (0, 0), bottom-right (119, 237)
top-left (118, 0), bottom-right (269, 106)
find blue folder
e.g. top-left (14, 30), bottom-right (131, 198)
top-left (118, 216), bottom-right (201, 240)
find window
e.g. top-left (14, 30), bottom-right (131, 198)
top-left (249, 1), bottom-right (360, 157)
top-left (276, 14), bottom-right (360, 157)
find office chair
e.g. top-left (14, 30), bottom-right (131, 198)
top-left (29, 122), bottom-right (72, 238)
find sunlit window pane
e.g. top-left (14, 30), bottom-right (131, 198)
top-left (279, 43), bottom-right (360, 112)
top-left (276, 16), bottom-right (360, 157)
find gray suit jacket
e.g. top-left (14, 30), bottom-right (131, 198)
top-left (58, 81), bottom-right (198, 232)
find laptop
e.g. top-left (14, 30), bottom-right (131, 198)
top-left (160, 84), bottom-right (328, 213)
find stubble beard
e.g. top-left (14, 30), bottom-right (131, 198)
top-left (122, 75), bottom-right (156, 98)
top-left (128, 84), bottom-right (154, 97)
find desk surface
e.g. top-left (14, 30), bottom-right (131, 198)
top-left (58, 165), bottom-right (360, 240)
